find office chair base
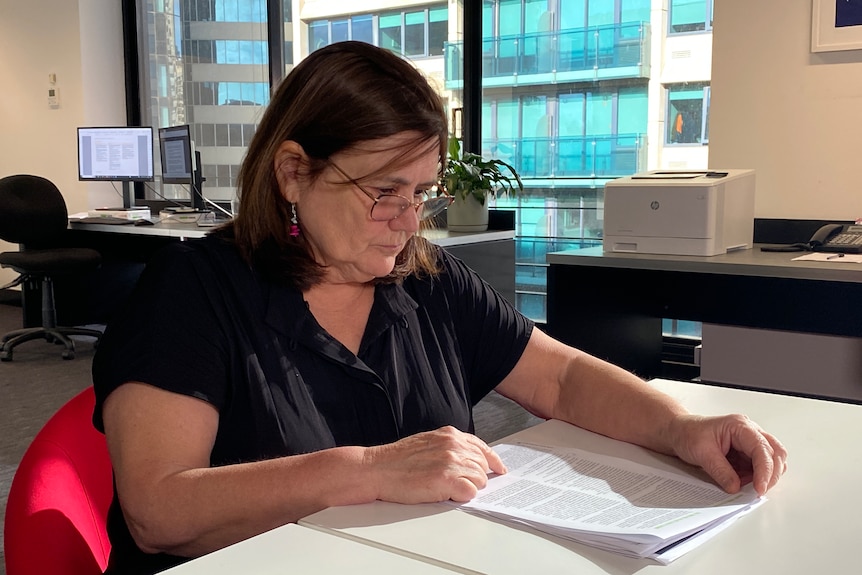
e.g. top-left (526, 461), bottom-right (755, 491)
top-left (0, 326), bottom-right (101, 361)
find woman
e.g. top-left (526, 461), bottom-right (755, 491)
top-left (93, 42), bottom-right (786, 574)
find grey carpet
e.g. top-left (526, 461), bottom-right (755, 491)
top-left (0, 301), bottom-right (541, 574)
top-left (0, 302), bottom-right (97, 575)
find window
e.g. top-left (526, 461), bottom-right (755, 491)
top-left (214, 0), bottom-right (266, 22)
top-left (478, 1), bottom-right (660, 322)
top-left (332, 19), bottom-right (350, 44)
top-left (669, 0), bottom-right (714, 34)
top-left (428, 7), bottom-right (447, 56)
top-left (134, 0), bottom-right (270, 202)
top-left (128, 1), bottom-right (710, 325)
top-left (352, 15), bottom-right (374, 44)
top-left (404, 11), bottom-right (425, 56)
top-left (213, 82), bottom-right (269, 106)
top-left (308, 6), bottom-right (448, 59)
top-left (666, 83), bottom-right (710, 145)
top-left (309, 21), bottom-right (329, 51)
top-left (282, 6), bottom-right (293, 68)
top-left (214, 40), bottom-right (268, 65)
top-left (379, 13), bottom-right (403, 53)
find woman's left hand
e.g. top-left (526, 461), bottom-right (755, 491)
top-left (667, 413), bottom-right (788, 496)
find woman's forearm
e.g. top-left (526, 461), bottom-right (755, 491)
top-left (496, 329), bottom-right (689, 456)
top-left (123, 445), bottom-right (376, 557)
top-left (550, 351), bottom-right (689, 455)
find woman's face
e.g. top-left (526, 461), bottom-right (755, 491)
top-left (287, 132), bottom-right (440, 286)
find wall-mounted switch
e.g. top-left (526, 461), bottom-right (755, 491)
top-left (48, 86), bottom-right (60, 109)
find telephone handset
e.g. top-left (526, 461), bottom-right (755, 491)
top-left (809, 223), bottom-right (862, 253)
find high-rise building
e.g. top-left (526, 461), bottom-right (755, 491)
top-left (134, 0), bottom-right (714, 322)
top-left (141, 0), bottom-right (275, 203)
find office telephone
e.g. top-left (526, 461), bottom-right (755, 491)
top-left (809, 223), bottom-right (862, 253)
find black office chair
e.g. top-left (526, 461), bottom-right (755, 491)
top-left (0, 174), bottom-right (103, 361)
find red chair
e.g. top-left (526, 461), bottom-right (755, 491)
top-left (4, 387), bottom-right (112, 575)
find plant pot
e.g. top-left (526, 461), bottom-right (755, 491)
top-left (447, 193), bottom-right (489, 232)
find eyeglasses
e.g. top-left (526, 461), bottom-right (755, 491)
top-left (328, 161), bottom-right (453, 222)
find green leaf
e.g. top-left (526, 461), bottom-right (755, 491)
top-left (444, 135), bottom-right (523, 201)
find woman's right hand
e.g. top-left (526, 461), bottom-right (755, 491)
top-left (363, 426), bottom-right (507, 504)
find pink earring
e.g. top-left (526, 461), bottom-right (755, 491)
top-left (289, 203), bottom-right (300, 237)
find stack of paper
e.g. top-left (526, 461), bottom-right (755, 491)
top-left (87, 206), bottom-right (151, 220)
top-left (457, 442), bottom-right (764, 564)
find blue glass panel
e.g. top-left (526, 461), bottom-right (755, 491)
top-left (524, 0), bottom-right (544, 34)
top-left (404, 11), bottom-right (425, 56)
top-left (621, 0), bottom-right (651, 23)
top-left (380, 13), bottom-right (402, 53)
top-left (670, 0), bottom-right (707, 32)
top-left (309, 21), bottom-right (329, 51)
top-left (332, 20), bottom-right (349, 43)
top-left (515, 264), bottom-right (547, 292)
top-left (499, 0), bottom-right (521, 35)
top-left (482, 0), bottom-right (494, 37)
top-left (588, 0), bottom-right (614, 26)
top-left (240, 82), bottom-right (254, 102)
top-left (586, 92), bottom-right (612, 135)
top-left (557, 138), bottom-right (586, 176)
top-left (557, 28), bottom-right (587, 72)
top-left (352, 15), bottom-right (373, 44)
top-left (617, 88), bottom-right (648, 134)
top-left (560, 0), bottom-right (586, 29)
top-left (515, 292), bottom-right (546, 323)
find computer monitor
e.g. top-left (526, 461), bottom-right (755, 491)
top-left (158, 124), bottom-right (206, 211)
top-left (77, 126), bottom-right (154, 182)
top-left (158, 125), bottom-right (195, 185)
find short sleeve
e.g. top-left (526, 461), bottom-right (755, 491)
top-left (92, 242), bottom-right (231, 431)
top-left (435, 250), bottom-right (534, 402)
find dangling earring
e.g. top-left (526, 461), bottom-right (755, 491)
top-left (289, 203), bottom-right (300, 237)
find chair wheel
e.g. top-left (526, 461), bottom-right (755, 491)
top-left (61, 350), bottom-right (75, 360)
top-left (0, 350), bottom-right (12, 361)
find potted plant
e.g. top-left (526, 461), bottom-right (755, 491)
top-left (444, 136), bottom-right (523, 232)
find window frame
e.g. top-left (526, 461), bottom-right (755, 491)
top-left (668, 0), bottom-right (714, 35)
top-left (664, 83), bottom-right (711, 146)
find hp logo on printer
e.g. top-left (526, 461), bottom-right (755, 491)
top-left (650, 201), bottom-right (660, 210)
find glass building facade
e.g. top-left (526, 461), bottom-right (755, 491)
top-left (140, 0), bottom-right (278, 203)
top-left (132, 0), bottom-right (713, 332)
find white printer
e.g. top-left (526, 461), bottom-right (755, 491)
top-left (602, 169), bottom-right (755, 256)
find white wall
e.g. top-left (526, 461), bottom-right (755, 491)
top-left (1, 0), bottom-right (84, 209)
top-left (710, 0), bottom-right (862, 220)
top-left (78, 0), bottom-right (129, 208)
top-left (0, 0), bottom-right (125, 285)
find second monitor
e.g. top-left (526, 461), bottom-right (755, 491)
top-left (158, 124), bottom-right (206, 211)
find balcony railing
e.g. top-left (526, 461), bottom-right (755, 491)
top-left (483, 133), bottom-right (646, 179)
top-left (445, 21), bottom-right (650, 87)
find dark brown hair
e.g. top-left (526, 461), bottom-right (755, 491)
top-left (221, 41), bottom-right (449, 290)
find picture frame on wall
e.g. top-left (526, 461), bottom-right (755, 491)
top-left (812, 0), bottom-right (862, 52)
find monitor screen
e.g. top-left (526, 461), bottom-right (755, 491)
top-left (77, 126), bottom-right (154, 182)
top-left (159, 125), bottom-right (195, 184)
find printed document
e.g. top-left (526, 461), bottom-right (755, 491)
top-left (457, 442), bottom-right (764, 563)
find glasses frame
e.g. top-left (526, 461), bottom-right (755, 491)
top-left (328, 160), bottom-right (453, 222)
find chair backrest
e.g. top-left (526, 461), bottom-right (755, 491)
top-left (0, 174), bottom-right (69, 247)
top-left (4, 387), bottom-right (113, 575)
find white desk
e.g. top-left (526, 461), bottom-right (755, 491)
top-left (69, 217), bottom-right (515, 245)
top-left (300, 379), bottom-right (862, 574)
top-left (69, 218), bottom-right (212, 239)
top-left (160, 523), bottom-right (459, 574)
